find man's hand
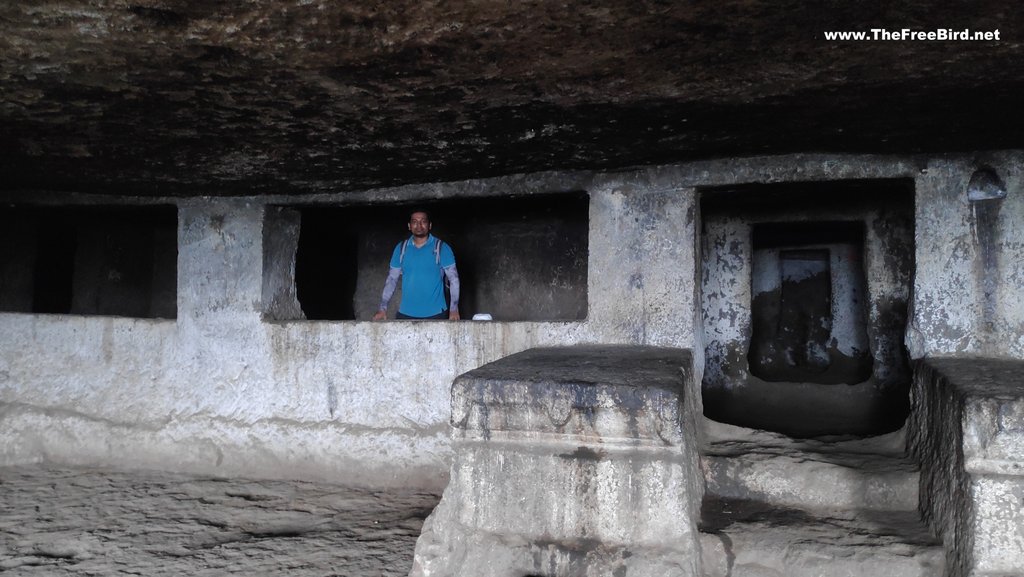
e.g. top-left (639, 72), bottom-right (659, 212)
top-left (372, 310), bottom-right (387, 321)
top-left (448, 310), bottom-right (460, 321)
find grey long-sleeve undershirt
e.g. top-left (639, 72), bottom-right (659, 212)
top-left (378, 264), bottom-right (460, 313)
top-left (444, 264), bottom-right (460, 311)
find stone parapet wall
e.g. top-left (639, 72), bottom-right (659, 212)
top-left (0, 168), bottom-right (700, 485)
top-left (1, 151), bottom-right (1022, 484)
top-left (909, 358), bottom-right (1024, 577)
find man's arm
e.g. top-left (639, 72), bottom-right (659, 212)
top-left (443, 264), bottom-right (460, 320)
top-left (373, 267), bottom-right (401, 321)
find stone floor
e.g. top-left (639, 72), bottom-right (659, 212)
top-left (0, 466), bottom-right (440, 576)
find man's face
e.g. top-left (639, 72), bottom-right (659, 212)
top-left (408, 212), bottom-right (431, 237)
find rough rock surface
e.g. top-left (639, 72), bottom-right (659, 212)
top-left (910, 358), bottom-right (1024, 577)
top-left (0, 466), bottom-right (439, 576)
top-left (2, 1), bottom-right (1023, 195)
top-left (699, 497), bottom-right (944, 577)
top-left (412, 345), bottom-right (704, 577)
top-left (702, 420), bottom-right (920, 513)
top-left (698, 420), bottom-right (944, 577)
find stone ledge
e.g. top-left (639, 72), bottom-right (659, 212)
top-left (913, 357), bottom-right (1024, 577)
top-left (925, 358), bottom-right (1024, 475)
top-left (699, 497), bottom-right (944, 577)
top-left (450, 345), bottom-right (692, 445)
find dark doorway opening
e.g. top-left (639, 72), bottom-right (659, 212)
top-left (288, 192), bottom-right (589, 321)
top-left (0, 205), bottom-right (178, 318)
top-left (700, 179), bottom-right (914, 437)
top-left (748, 221), bottom-right (873, 386)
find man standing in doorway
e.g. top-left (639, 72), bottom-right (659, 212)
top-left (373, 210), bottom-right (461, 320)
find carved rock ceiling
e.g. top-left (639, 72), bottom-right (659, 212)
top-left (2, 1), bottom-right (1022, 196)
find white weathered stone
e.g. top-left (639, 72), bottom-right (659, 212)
top-left (0, 170), bottom-right (702, 485)
top-left (0, 149), bottom-right (1022, 570)
top-left (702, 421), bottom-right (919, 513)
top-left (411, 346), bottom-right (703, 577)
top-left (699, 503), bottom-right (944, 577)
top-left (909, 358), bottom-right (1024, 577)
top-left (908, 153), bottom-right (1024, 358)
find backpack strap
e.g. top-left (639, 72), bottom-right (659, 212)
top-left (399, 238), bottom-right (444, 267)
top-left (398, 239), bottom-right (408, 266)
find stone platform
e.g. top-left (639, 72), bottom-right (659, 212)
top-left (410, 345), bottom-right (703, 577)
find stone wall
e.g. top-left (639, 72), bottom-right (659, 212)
top-left (0, 170), bottom-right (698, 487)
top-left (910, 359), bottom-right (1024, 577)
top-left (1, 152), bottom-right (1022, 486)
top-left (908, 152), bottom-right (1024, 358)
top-left (700, 180), bottom-right (915, 436)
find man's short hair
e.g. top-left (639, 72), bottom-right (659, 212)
top-left (409, 209), bottom-right (431, 222)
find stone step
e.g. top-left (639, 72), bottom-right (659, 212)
top-left (699, 498), bottom-right (945, 577)
top-left (701, 420), bottom-right (920, 512)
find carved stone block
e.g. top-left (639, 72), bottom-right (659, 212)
top-left (411, 345), bottom-right (703, 577)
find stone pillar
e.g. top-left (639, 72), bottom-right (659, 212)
top-left (587, 179), bottom-right (699, 349)
top-left (178, 200), bottom-right (265, 322)
top-left (411, 346), bottom-right (703, 577)
top-left (175, 200), bottom-right (270, 415)
top-left (261, 206), bottom-right (304, 321)
top-left (909, 155), bottom-right (1024, 358)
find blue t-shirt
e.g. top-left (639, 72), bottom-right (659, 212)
top-left (390, 234), bottom-right (456, 318)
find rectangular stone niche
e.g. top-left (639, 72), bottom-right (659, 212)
top-left (0, 205), bottom-right (177, 318)
top-left (268, 192), bottom-right (589, 321)
top-left (700, 179), bottom-right (914, 437)
top-left (749, 221), bottom-right (872, 385)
